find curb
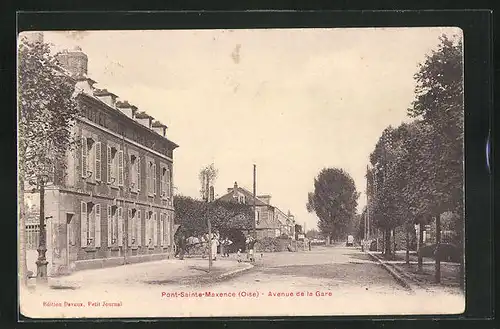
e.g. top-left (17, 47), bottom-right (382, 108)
top-left (366, 252), bottom-right (415, 294)
top-left (216, 263), bottom-right (254, 280)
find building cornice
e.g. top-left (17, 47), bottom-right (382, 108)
top-left (78, 93), bottom-right (179, 149)
top-left (77, 116), bottom-right (173, 162)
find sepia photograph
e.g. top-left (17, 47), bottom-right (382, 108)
top-left (18, 27), bottom-right (465, 318)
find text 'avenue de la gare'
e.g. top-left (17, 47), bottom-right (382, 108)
top-left (161, 291), bottom-right (335, 298)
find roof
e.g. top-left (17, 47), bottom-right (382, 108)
top-left (93, 88), bottom-right (117, 98)
top-left (218, 186), bottom-right (268, 206)
top-left (152, 120), bottom-right (168, 129)
top-left (134, 111), bottom-right (153, 120)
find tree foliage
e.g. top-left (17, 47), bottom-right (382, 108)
top-left (368, 34), bottom-right (464, 255)
top-left (173, 195), bottom-right (253, 237)
top-left (18, 38), bottom-right (79, 184)
top-left (306, 168), bottom-right (359, 240)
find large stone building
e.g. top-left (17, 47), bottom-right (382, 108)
top-left (217, 182), bottom-right (295, 240)
top-left (24, 42), bottom-right (179, 276)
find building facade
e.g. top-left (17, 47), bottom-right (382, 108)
top-left (217, 182), bottom-right (295, 240)
top-left (24, 45), bottom-right (179, 276)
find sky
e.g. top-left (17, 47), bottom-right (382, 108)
top-left (40, 27), bottom-right (461, 231)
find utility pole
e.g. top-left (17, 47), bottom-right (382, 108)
top-left (206, 172), bottom-right (212, 273)
top-left (36, 176), bottom-right (48, 284)
top-left (253, 164), bottom-right (257, 239)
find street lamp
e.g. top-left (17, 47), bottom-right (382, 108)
top-left (35, 174), bottom-right (50, 285)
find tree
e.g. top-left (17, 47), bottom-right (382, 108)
top-left (305, 229), bottom-right (320, 239)
top-left (306, 168), bottom-right (359, 241)
top-left (408, 34), bottom-right (464, 283)
top-left (199, 163), bottom-right (218, 200)
top-left (18, 37), bottom-right (79, 285)
top-left (173, 195), bottom-right (253, 237)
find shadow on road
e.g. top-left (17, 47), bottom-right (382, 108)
top-left (344, 253), bottom-right (375, 262)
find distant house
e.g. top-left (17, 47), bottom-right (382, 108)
top-left (217, 182), bottom-right (296, 240)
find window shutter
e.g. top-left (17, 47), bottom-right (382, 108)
top-left (136, 157), bottom-right (141, 191)
top-left (107, 146), bottom-right (112, 183)
top-left (136, 210), bottom-right (142, 246)
top-left (118, 150), bottom-right (124, 186)
top-left (80, 202), bottom-right (87, 247)
top-left (95, 204), bottom-right (101, 247)
top-left (159, 167), bottom-right (163, 197)
top-left (95, 142), bottom-right (101, 181)
top-left (81, 138), bottom-right (88, 178)
top-left (153, 164), bottom-right (157, 195)
top-left (153, 212), bottom-right (158, 246)
top-left (145, 212), bottom-right (150, 245)
top-left (166, 214), bottom-right (172, 246)
top-left (128, 209), bottom-right (133, 245)
top-left (107, 205), bottom-right (112, 246)
top-left (118, 207), bottom-right (123, 246)
top-left (166, 168), bottom-right (171, 198)
top-left (160, 214), bottom-right (164, 246)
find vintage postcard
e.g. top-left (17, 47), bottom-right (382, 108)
top-left (18, 27), bottom-right (465, 318)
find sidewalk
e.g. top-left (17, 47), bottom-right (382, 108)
top-left (367, 251), bottom-right (463, 295)
top-left (29, 257), bottom-right (253, 290)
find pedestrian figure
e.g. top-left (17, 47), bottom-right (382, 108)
top-left (246, 236), bottom-right (257, 262)
top-left (222, 237), bottom-right (233, 257)
top-left (236, 249), bottom-right (242, 263)
top-left (175, 233), bottom-right (186, 260)
top-left (210, 232), bottom-right (220, 261)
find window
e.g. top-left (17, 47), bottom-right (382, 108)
top-left (146, 211), bottom-right (155, 247)
top-left (153, 212), bottom-right (158, 247)
top-left (26, 224), bottom-right (40, 249)
top-left (160, 213), bottom-right (164, 247)
top-left (107, 146), bottom-right (124, 187)
top-left (117, 150), bottom-right (124, 186)
top-left (128, 209), bottom-right (135, 246)
top-left (80, 202), bottom-right (100, 247)
top-left (130, 155), bottom-right (141, 192)
top-left (147, 161), bottom-right (156, 196)
top-left (136, 209), bottom-right (142, 246)
top-left (160, 166), bottom-right (171, 199)
top-left (95, 142), bottom-right (102, 181)
top-left (239, 195), bottom-right (246, 204)
top-left (107, 205), bottom-right (123, 246)
top-left (137, 157), bottom-right (141, 191)
top-left (81, 137), bottom-right (88, 178)
top-left (107, 146), bottom-right (115, 184)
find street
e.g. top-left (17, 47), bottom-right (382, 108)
top-left (20, 245), bottom-right (464, 318)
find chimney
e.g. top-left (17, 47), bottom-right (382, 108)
top-left (258, 195), bottom-right (271, 205)
top-left (232, 182), bottom-right (238, 198)
top-left (20, 31), bottom-right (43, 44)
top-left (56, 46), bottom-right (88, 77)
top-left (152, 120), bottom-right (167, 137)
top-left (94, 89), bottom-right (117, 108)
top-left (74, 76), bottom-right (96, 95)
top-left (116, 100), bottom-right (137, 119)
top-left (134, 111), bottom-right (152, 129)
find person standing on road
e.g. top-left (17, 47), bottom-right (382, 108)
top-left (211, 232), bottom-right (220, 261)
top-left (176, 232), bottom-right (186, 260)
top-left (224, 237), bottom-right (233, 257)
top-left (246, 236), bottom-right (257, 262)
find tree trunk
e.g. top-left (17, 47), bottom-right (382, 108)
top-left (405, 227), bottom-right (410, 264)
top-left (435, 214), bottom-right (441, 283)
top-left (19, 177), bottom-right (27, 287)
top-left (384, 228), bottom-right (391, 257)
top-left (418, 222), bottom-right (424, 272)
top-left (393, 228), bottom-right (397, 255)
top-left (381, 230), bottom-right (385, 255)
